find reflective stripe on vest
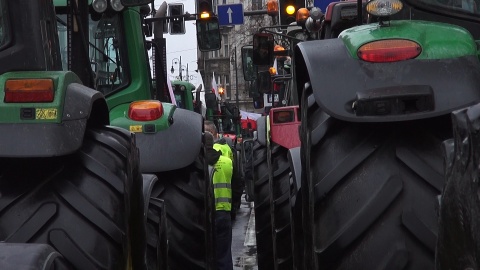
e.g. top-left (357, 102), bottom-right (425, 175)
top-left (213, 155), bottom-right (233, 211)
top-left (215, 197), bottom-right (232, 204)
top-left (214, 183), bottom-right (232, 189)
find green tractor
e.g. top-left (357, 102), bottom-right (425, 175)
top-left (291, 0), bottom-right (480, 268)
top-left (0, 0), bottom-right (224, 269)
top-left (0, 0), bottom-right (147, 269)
top-left (170, 79), bottom-right (203, 113)
top-left (54, 0), bottom-right (223, 269)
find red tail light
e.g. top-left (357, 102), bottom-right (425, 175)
top-left (128, 100), bottom-right (164, 121)
top-left (357, 39), bottom-right (421, 63)
top-left (5, 79), bottom-right (54, 103)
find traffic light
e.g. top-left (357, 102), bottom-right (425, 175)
top-left (205, 92), bottom-right (217, 109)
top-left (197, 0), bottom-right (213, 18)
top-left (169, 4), bottom-right (185, 34)
top-left (279, 0), bottom-right (304, 26)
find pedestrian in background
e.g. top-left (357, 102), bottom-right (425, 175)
top-left (205, 131), bottom-right (234, 270)
top-left (205, 120), bottom-right (243, 219)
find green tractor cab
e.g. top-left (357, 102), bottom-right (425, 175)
top-left (0, 0), bottom-right (147, 269)
top-left (170, 80), bottom-right (196, 111)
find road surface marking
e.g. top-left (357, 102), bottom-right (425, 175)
top-left (244, 207), bottom-right (256, 247)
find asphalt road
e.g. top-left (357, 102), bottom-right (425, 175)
top-left (232, 195), bottom-right (258, 270)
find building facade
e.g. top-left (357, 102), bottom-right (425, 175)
top-left (197, 0), bottom-right (274, 112)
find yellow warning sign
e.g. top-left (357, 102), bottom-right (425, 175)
top-left (130, 125), bottom-right (143, 133)
top-left (36, 108), bottom-right (57, 120)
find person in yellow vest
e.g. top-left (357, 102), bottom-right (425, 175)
top-left (205, 120), bottom-right (244, 220)
top-left (205, 131), bottom-right (233, 270)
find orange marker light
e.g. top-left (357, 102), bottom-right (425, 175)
top-left (5, 79), bottom-right (54, 103)
top-left (296, 8), bottom-right (310, 24)
top-left (267, 0), bottom-right (279, 16)
top-left (274, 45), bottom-right (285, 51)
top-left (269, 67), bottom-right (277, 75)
top-left (128, 100), bottom-right (164, 121)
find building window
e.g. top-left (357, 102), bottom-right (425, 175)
top-left (211, 49), bottom-right (219, 58)
top-left (252, 0), bottom-right (262, 10)
top-left (213, 0), bottom-right (218, 13)
top-left (225, 75), bottom-right (230, 98)
top-left (223, 34), bottom-right (229, 58)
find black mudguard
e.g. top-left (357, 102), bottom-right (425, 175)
top-left (295, 38), bottom-right (480, 122)
top-left (256, 116), bottom-right (267, 146)
top-left (136, 108), bottom-right (203, 172)
top-left (0, 83), bottom-right (108, 158)
top-left (142, 174), bottom-right (159, 208)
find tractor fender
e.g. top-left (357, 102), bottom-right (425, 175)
top-left (136, 108), bottom-right (203, 173)
top-left (288, 147), bottom-right (302, 191)
top-left (256, 116), bottom-right (267, 146)
top-left (295, 38), bottom-right (480, 122)
top-left (0, 243), bottom-right (69, 270)
top-left (142, 174), bottom-right (159, 217)
top-left (0, 82), bottom-right (108, 158)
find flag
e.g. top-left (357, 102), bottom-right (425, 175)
top-left (273, 58), bottom-right (278, 75)
top-left (211, 72), bottom-right (221, 112)
top-left (166, 75), bottom-right (177, 106)
top-left (212, 72), bottom-right (219, 99)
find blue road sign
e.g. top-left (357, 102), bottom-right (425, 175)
top-left (314, 0), bottom-right (336, 13)
top-left (218, 4), bottom-right (244, 26)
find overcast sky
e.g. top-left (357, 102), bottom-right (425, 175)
top-left (155, 0), bottom-right (202, 88)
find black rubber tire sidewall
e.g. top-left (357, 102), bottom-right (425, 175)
top-left (0, 126), bottom-right (143, 270)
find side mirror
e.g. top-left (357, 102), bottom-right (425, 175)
top-left (196, 17), bottom-right (221, 52)
top-left (256, 70), bottom-right (272, 94)
top-left (253, 33), bottom-right (274, 66)
top-left (121, 0), bottom-right (151, 7)
top-left (241, 45), bottom-right (257, 81)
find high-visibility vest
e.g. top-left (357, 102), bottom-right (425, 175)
top-left (213, 142), bottom-right (234, 162)
top-left (213, 155), bottom-right (233, 211)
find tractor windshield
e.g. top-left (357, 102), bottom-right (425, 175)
top-left (56, 12), bottom-right (129, 96)
top-left (0, 0), bottom-right (10, 50)
top-left (92, 15), bottom-right (128, 96)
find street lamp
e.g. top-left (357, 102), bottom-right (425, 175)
top-left (230, 46), bottom-right (240, 136)
top-left (230, 46), bottom-right (239, 109)
top-left (170, 56), bottom-right (184, 81)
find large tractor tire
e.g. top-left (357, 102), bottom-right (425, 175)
top-left (0, 126), bottom-right (145, 270)
top-left (288, 147), bottom-right (304, 270)
top-left (253, 141), bottom-right (293, 270)
top-left (142, 174), bottom-right (168, 270)
top-left (151, 151), bottom-right (212, 270)
top-left (231, 148), bottom-right (244, 220)
top-left (300, 89), bottom-right (451, 269)
top-left (252, 141), bottom-right (273, 269)
top-left (436, 105), bottom-right (480, 270)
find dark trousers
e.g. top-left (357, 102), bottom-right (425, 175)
top-left (215, 210), bottom-right (233, 270)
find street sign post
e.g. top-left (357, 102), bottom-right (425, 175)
top-left (218, 3), bottom-right (244, 26)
